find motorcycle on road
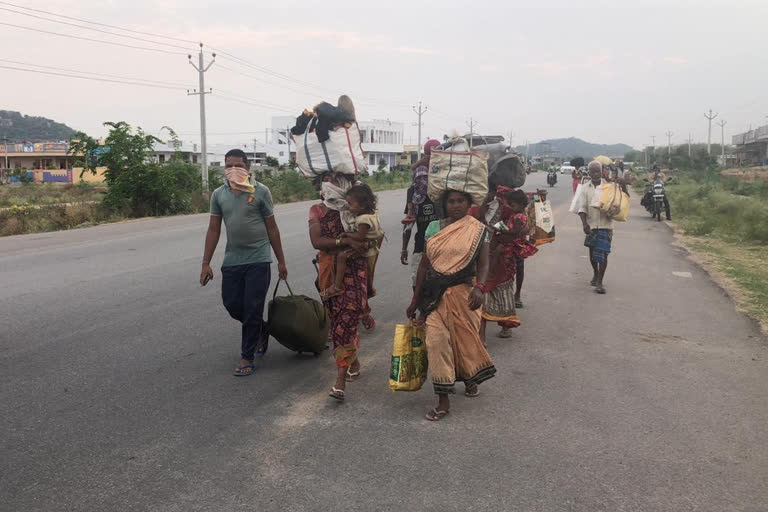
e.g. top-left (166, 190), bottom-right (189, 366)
top-left (642, 180), bottom-right (669, 221)
top-left (547, 171), bottom-right (558, 187)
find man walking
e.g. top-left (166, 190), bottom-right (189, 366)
top-left (573, 160), bottom-right (613, 294)
top-left (200, 149), bottom-right (288, 376)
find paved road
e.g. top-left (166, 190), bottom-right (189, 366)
top-left (2, 174), bottom-right (767, 511)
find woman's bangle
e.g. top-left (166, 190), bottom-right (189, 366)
top-left (474, 283), bottom-right (487, 294)
top-left (336, 237), bottom-right (342, 247)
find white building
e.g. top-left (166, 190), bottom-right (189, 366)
top-left (151, 141), bottom-right (204, 165)
top-left (271, 115), bottom-right (404, 172)
top-left (358, 119), bottom-right (404, 171)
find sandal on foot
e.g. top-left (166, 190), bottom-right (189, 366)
top-left (515, 299), bottom-right (524, 308)
top-left (233, 362), bottom-right (256, 377)
top-left (465, 386), bottom-right (480, 398)
top-left (345, 369), bottom-right (361, 382)
top-left (595, 285), bottom-right (606, 294)
top-left (425, 408), bottom-right (449, 421)
top-left (498, 328), bottom-right (513, 338)
top-left (329, 387), bottom-right (345, 401)
top-left (590, 279), bottom-right (598, 287)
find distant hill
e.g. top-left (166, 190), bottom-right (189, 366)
top-left (514, 137), bottom-right (634, 159)
top-left (0, 111), bottom-right (76, 141)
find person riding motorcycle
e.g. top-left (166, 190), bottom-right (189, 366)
top-left (641, 165), bottom-right (671, 220)
top-left (547, 168), bottom-right (558, 186)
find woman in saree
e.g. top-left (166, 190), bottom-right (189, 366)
top-left (406, 190), bottom-right (497, 421)
top-left (308, 173), bottom-right (372, 401)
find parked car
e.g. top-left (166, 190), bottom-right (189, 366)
top-left (560, 165), bottom-right (575, 175)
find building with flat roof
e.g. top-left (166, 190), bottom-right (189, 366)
top-left (732, 124), bottom-right (768, 165)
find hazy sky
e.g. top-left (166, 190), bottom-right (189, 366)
top-left (2, 0), bottom-right (766, 151)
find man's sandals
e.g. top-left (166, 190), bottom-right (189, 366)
top-left (328, 387), bottom-right (345, 401)
top-left (233, 362), bottom-right (256, 376)
top-left (425, 408), bottom-right (449, 421)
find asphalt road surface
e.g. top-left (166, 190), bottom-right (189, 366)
top-left (2, 173), bottom-right (767, 511)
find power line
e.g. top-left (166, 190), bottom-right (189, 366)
top-left (0, 59), bottom-right (189, 87)
top-left (213, 52), bottom-right (411, 109)
top-left (213, 93), bottom-right (295, 114)
top-left (0, 6), bottom-right (194, 51)
top-left (215, 89), bottom-right (295, 112)
top-left (215, 63), bottom-right (332, 102)
top-left (0, 0), bottom-right (198, 44)
top-left (0, 22), bottom-right (187, 55)
top-left (0, 64), bottom-right (185, 90)
top-left (212, 51), bottom-right (340, 95)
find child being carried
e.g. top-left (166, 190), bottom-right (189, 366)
top-left (323, 183), bottom-right (384, 300)
top-left (486, 187), bottom-right (538, 291)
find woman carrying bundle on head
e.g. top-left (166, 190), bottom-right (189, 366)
top-left (322, 183), bottom-right (383, 301)
top-left (309, 173), bottom-right (376, 402)
top-left (406, 189), bottom-right (496, 421)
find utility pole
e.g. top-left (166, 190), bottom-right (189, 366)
top-left (286, 125), bottom-right (292, 164)
top-left (2, 137), bottom-right (8, 171)
top-left (704, 108), bottom-right (718, 155)
top-left (412, 101), bottom-right (428, 159)
top-left (466, 117), bottom-right (477, 148)
top-left (188, 43), bottom-right (215, 195)
top-left (717, 119), bottom-right (727, 164)
top-left (686, 133), bottom-right (694, 159)
top-left (665, 131), bottom-right (673, 157)
top-left (253, 138), bottom-right (258, 167)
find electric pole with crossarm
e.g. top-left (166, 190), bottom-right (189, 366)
top-left (412, 101), bottom-right (428, 160)
top-left (188, 43), bottom-right (215, 195)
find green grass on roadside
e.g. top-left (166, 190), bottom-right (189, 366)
top-left (636, 174), bottom-right (768, 243)
top-left (687, 238), bottom-right (768, 332)
top-left (0, 182), bottom-right (105, 208)
top-left (0, 170), bottom-right (410, 237)
top-left (643, 170), bottom-right (768, 332)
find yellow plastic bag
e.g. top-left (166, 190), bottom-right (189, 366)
top-left (599, 182), bottom-right (630, 222)
top-left (389, 322), bottom-right (428, 392)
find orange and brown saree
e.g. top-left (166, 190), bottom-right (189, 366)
top-left (419, 215), bottom-right (497, 394)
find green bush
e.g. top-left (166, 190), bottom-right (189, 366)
top-left (670, 179), bottom-right (768, 243)
top-left (69, 122), bottom-right (203, 217)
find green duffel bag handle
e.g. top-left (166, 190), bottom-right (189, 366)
top-left (272, 278), bottom-right (294, 300)
top-left (271, 278), bottom-right (327, 328)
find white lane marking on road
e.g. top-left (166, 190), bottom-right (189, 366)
top-left (672, 271), bottom-right (693, 278)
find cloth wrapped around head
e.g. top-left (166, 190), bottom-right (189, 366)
top-left (495, 184), bottom-right (516, 200)
top-left (320, 173), bottom-right (356, 231)
top-left (225, 167), bottom-right (255, 195)
top-left (410, 139), bottom-right (441, 206)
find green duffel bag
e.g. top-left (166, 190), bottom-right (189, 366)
top-left (267, 279), bottom-right (328, 356)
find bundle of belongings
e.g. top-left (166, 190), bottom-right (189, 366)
top-left (473, 142), bottom-right (527, 190)
top-left (291, 95), bottom-right (368, 176)
top-left (526, 192), bottom-right (556, 245)
top-left (427, 137), bottom-right (490, 206)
